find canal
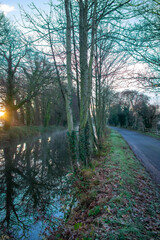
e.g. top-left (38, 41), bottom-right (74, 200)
top-left (0, 129), bottom-right (72, 239)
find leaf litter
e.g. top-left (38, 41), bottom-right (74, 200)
top-left (46, 129), bottom-right (160, 240)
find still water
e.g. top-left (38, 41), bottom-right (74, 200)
top-left (0, 130), bottom-right (72, 239)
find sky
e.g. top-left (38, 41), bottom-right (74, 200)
top-left (0, 0), bottom-right (58, 21)
top-left (0, 1), bottom-right (159, 104)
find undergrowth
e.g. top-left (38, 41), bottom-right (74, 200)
top-left (46, 128), bottom-right (160, 240)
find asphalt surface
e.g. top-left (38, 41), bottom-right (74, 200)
top-left (110, 127), bottom-right (160, 185)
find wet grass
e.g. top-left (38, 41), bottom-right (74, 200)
top-left (97, 130), bottom-right (160, 239)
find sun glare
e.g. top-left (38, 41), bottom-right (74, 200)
top-left (0, 111), bottom-right (5, 117)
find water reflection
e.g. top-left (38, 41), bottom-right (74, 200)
top-left (0, 130), bottom-right (71, 239)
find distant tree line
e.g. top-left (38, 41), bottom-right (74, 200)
top-left (108, 90), bottom-right (157, 130)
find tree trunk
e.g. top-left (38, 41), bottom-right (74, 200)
top-left (65, 0), bottom-right (74, 134)
top-left (79, 0), bottom-right (97, 164)
top-left (4, 106), bottom-right (13, 130)
top-left (65, 0), bottom-right (77, 163)
top-left (4, 63), bottom-right (15, 130)
top-left (26, 101), bottom-right (32, 126)
top-left (70, 1), bottom-right (80, 110)
top-left (79, 0), bottom-right (89, 164)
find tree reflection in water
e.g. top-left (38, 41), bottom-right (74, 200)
top-left (0, 130), bottom-right (71, 239)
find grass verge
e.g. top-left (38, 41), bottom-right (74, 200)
top-left (143, 131), bottom-right (160, 139)
top-left (49, 128), bottom-right (160, 239)
top-left (125, 126), bottom-right (160, 140)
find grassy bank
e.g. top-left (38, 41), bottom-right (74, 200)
top-left (110, 126), bottom-right (160, 140)
top-left (129, 128), bottom-right (160, 139)
top-left (51, 128), bottom-right (160, 239)
top-left (143, 131), bottom-right (160, 139)
top-left (0, 125), bottom-right (62, 143)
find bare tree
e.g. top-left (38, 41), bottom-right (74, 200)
top-left (0, 16), bottom-right (27, 129)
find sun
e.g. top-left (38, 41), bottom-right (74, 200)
top-left (0, 111), bottom-right (5, 117)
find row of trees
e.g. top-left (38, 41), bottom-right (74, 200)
top-left (108, 90), bottom-right (157, 130)
top-left (0, 0), bottom-right (159, 164)
top-left (0, 13), bottom-right (79, 128)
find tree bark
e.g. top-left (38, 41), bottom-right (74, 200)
top-left (79, 0), bottom-right (97, 164)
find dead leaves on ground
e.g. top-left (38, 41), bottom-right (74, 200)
top-left (47, 141), bottom-right (160, 240)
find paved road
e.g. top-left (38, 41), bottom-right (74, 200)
top-left (110, 127), bottom-right (160, 185)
